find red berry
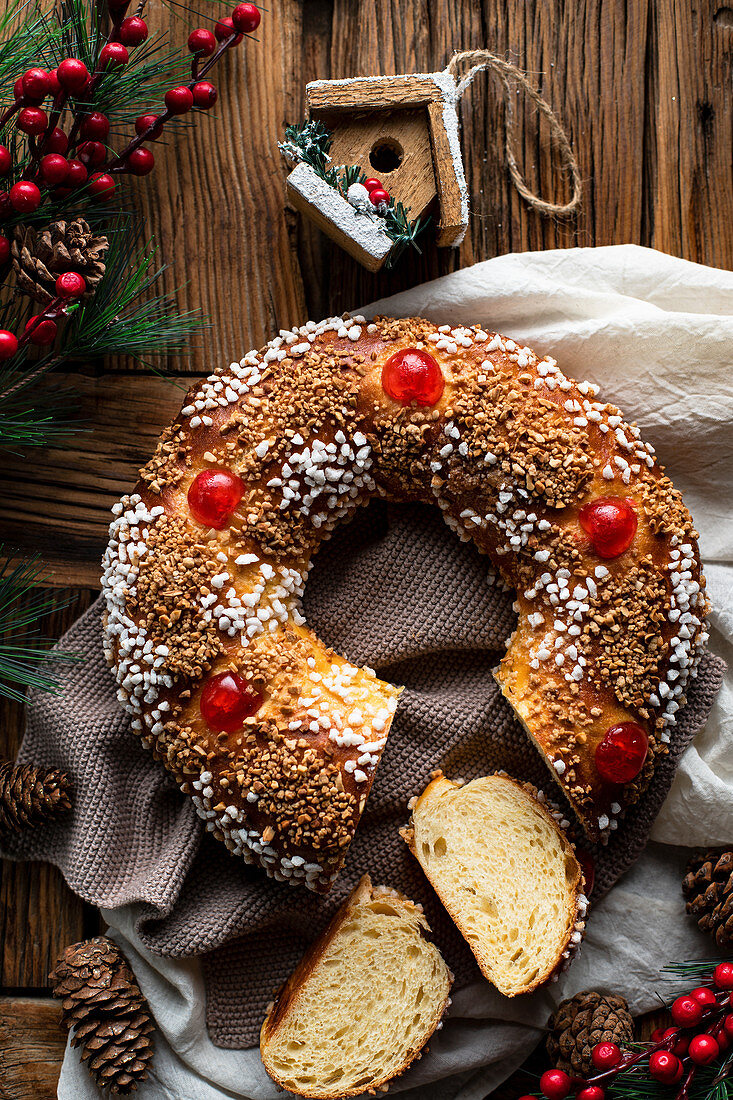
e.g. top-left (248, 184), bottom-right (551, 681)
top-left (107, 0), bottom-right (130, 8)
top-left (714, 963), bottom-right (733, 990)
top-left (9, 180), bottom-right (41, 213)
top-left (689, 1034), bottom-right (720, 1065)
top-left (649, 1051), bottom-right (682, 1084)
top-left (47, 69), bottom-right (62, 97)
top-left (0, 146), bottom-right (11, 174)
top-left (40, 153), bottom-right (69, 184)
top-left (691, 986), bottom-right (718, 1008)
top-left (13, 77), bottom-right (24, 101)
top-left (0, 236), bottom-right (9, 264)
top-left (188, 27), bottom-right (216, 54)
top-left (578, 496), bottom-right (638, 558)
top-left (577, 1089), bottom-right (604, 1100)
top-left (78, 140), bottom-right (107, 167)
top-left (232, 3), bottom-right (261, 33)
top-left (55, 271), bottom-right (86, 298)
top-left (0, 192), bottom-right (11, 217)
top-left (591, 1042), bottom-right (622, 1070)
top-left (56, 58), bottom-right (90, 94)
top-left (81, 111), bottom-right (110, 140)
top-left (165, 86), bottom-right (194, 114)
top-left (135, 114), bottom-right (164, 139)
top-left (88, 172), bottom-right (115, 201)
top-left (0, 330), bottom-right (19, 359)
top-left (127, 147), bottom-right (154, 175)
top-left (382, 347), bottom-right (444, 407)
top-left (575, 848), bottom-right (595, 895)
top-left (22, 68), bottom-right (52, 100)
top-left (517, 1096), bottom-right (538, 1100)
top-left (46, 127), bottom-right (68, 154)
top-left (99, 42), bottom-right (129, 68)
top-left (215, 16), bottom-right (243, 42)
top-left (17, 106), bottom-right (48, 135)
top-left (650, 1027), bottom-right (666, 1043)
top-left (25, 316), bottom-right (57, 345)
top-left (192, 81), bottom-right (217, 109)
top-left (119, 16), bottom-right (148, 46)
top-left (724, 1014), bottom-right (733, 1038)
top-left (188, 469), bottom-right (243, 528)
top-left (369, 187), bottom-right (390, 206)
top-left (595, 722), bottom-right (648, 785)
top-left (66, 158), bottom-right (87, 187)
top-left (363, 178), bottom-right (382, 193)
top-left (662, 1027), bottom-right (689, 1056)
top-left (199, 671), bottom-right (262, 732)
top-left (539, 1070), bottom-right (571, 1100)
top-left (671, 994), bottom-right (704, 1028)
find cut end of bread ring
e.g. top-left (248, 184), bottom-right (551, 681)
top-left (259, 874), bottom-right (452, 1098)
top-left (102, 314), bottom-right (708, 889)
top-left (405, 773), bottom-right (587, 995)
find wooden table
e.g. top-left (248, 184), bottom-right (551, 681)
top-left (1, 1), bottom-right (731, 1095)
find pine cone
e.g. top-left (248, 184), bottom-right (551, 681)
top-left (682, 848), bottom-right (733, 948)
top-left (11, 219), bottom-right (108, 305)
top-left (0, 759), bottom-right (71, 833)
top-left (50, 936), bottom-right (155, 1094)
top-left (546, 990), bottom-right (634, 1075)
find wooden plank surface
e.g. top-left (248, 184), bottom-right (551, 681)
top-left (1, 0), bottom-right (732, 1095)
top-left (0, 998), bottom-right (64, 1099)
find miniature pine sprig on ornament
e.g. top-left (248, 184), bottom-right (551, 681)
top-left (529, 963), bottom-right (733, 1100)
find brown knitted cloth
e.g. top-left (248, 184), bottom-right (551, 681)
top-left (1, 502), bottom-right (725, 1049)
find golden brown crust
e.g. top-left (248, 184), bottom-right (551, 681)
top-left (102, 314), bottom-right (708, 886)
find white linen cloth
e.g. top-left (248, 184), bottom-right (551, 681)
top-left (57, 245), bottom-right (733, 1100)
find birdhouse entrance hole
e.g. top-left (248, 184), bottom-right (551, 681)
top-left (369, 138), bottom-right (403, 174)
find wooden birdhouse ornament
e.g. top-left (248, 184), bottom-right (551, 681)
top-left (282, 72), bottom-right (469, 272)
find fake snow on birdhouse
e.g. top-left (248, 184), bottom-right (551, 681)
top-left (280, 72), bottom-right (469, 272)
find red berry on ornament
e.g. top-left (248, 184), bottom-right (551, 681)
top-left (714, 963), bottom-right (733, 990)
top-left (671, 994), bottom-right (704, 1028)
top-left (691, 986), bottom-right (717, 1008)
top-left (21, 68), bottom-right (52, 100)
top-left (40, 153), bottom-right (69, 185)
top-left (66, 158), bottom-right (87, 187)
top-left (46, 127), bottom-right (69, 154)
top-left (0, 330), bottom-right (19, 359)
top-left (595, 722), bottom-right (648, 785)
top-left (363, 178), bottom-right (382, 193)
top-left (9, 180), bottom-right (41, 213)
top-left (119, 16), bottom-right (148, 46)
top-left (232, 3), bottom-right (261, 33)
top-left (55, 271), bottom-right (86, 298)
top-left (199, 671), bottom-right (262, 732)
top-left (577, 1089), bottom-right (605, 1100)
top-left (649, 1051), bottom-right (682, 1084)
top-left (0, 145), bottom-right (11, 175)
top-left (369, 187), bottom-right (390, 206)
top-left (689, 1034), bottom-right (720, 1065)
top-left (99, 42), bottom-right (129, 69)
top-left (17, 106), bottom-right (48, 135)
top-left (192, 81), bottom-right (217, 109)
top-left (539, 1070), bottom-right (571, 1100)
top-left (57, 58), bottom-right (90, 93)
top-left (127, 147), bottom-right (155, 175)
top-left (88, 172), bottom-right (115, 202)
top-left (382, 348), bottom-right (444, 407)
top-left (25, 316), bottom-right (57, 345)
top-left (0, 236), bottom-right (9, 265)
top-left (662, 1027), bottom-right (689, 1056)
top-left (215, 16), bottom-right (243, 42)
top-left (135, 114), bottom-right (164, 139)
top-left (591, 1042), bottom-right (622, 1070)
top-left (164, 86), bottom-right (194, 114)
top-left (188, 27), bottom-right (217, 54)
top-left (578, 496), bottom-right (638, 558)
top-left (78, 140), bottom-right (107, 167)
top-left (188, 469), bottom-right (243, 528)
top-left (81, 111), bottom-right (110, 141)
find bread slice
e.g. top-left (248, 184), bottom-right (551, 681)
top-left (403, 774), bottom-right (586, 996)
top-left (260, 875), bottom-right (452, 1099)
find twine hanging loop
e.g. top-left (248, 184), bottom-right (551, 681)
top-left (447, 49), bottom-right (582, 218)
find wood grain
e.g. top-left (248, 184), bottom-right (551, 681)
top-left (1, 0), bottom-right (732, 1091)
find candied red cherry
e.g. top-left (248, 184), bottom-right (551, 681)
top-left (188, 469), bottom-right (243, 528)
top-left (575, 847), bottom-right (595, 895)
top-left (382, 347), bottom-right (444, 407)
top-left (579, 496), bottom-right (638, 558)
top-left (595, 722), bottom-right (648, 784)
top-left (591, 1042), bottom-right (622, 1070)
top-left (200, 671), bottom-right (262, 732)
top-left (649, 1051), bottom-right (682, 1084)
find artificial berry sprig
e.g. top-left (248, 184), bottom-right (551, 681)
top-left (0, 272), bottom-right (87, 359)
top-left (522, 963), bottom-right (733, 1100)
